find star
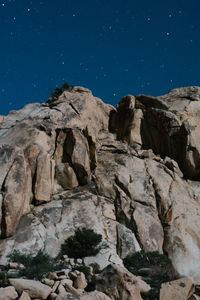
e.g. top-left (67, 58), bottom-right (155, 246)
top-left (72, 14), bottom-right (76, 17)
top-left (166, 32), bottom-right (170, 36)
top-left (27, 8), bottom-right (31, 12)
top-left (2, 3), bottom-right (5, 6)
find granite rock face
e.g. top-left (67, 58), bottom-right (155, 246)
top-left (1, 85), bottom-right (200, 285)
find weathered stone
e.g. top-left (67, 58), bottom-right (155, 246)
top-left (61, 279), bottom-right (73, 287)
top-left (55, 162), bottom-right (78, 190)
top-left (49, 272), bottom-right (59, 280)
top-left (9, 278), bottom-right (51, 299)
top-left (0, 286), bottom-right (18, 300)
top-left (55, 290), bottom-right (111, 300)
top-left (160, 277), bottom-right (195, 300)
top-left (41, 278), bottom-right (54, 287)
top-left (95, 264), bottom-right (150, 300)
top-left (190, 295), bottom-right (200, 300)
top-left (64, 282), bottom-right (82, 295)
top-left (34, 152), bottom-right (52, 203)
top-left (2, 148), bottom-right (31, 237)
top-left (116, 223), bottom-right (141, 259)
top-left (3, 85), bottom-right (200, 289)
top-left (133, 204), bottom-right (164, 253)
top-left (52, 281), bottom-right (60, 293)
top-left (69, 271), bottom-right (78, 280)
top-left (74, 272), bottom-right (87, 289)
top-left (58, 283), bottom-right (67, 295)
top-left (50, 293), bottom-right (58, 300)
top-left (65, 129), bottom-right (91, 185)
top-left (18, 291), bottom-right (31, 300)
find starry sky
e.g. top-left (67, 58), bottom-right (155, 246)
top-left (1, 0), bottom-right (200, 115)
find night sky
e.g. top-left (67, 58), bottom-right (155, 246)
top-left (1, 0), bottom-right (200, 115)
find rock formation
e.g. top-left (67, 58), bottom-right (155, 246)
top-left (1, 85), bottom-right (200, 298)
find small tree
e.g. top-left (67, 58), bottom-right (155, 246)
top-left (50, 83), bottom-right (73, 100)
top-left (60, 228), bottom-right (108, 258)
top-left (8, 250), bottom-right (56, 280)
top-left (123, 251), bottom-right (178, 300)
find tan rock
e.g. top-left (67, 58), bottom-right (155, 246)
top-left (160, 277), bottom-right (195, 300)
top-left (116, 223), bottom-right (141, 259)
top-left (55, 162), bottom-right (78, 190)
top-left (55, 290), bottom-right (111, 299)
top-left (65, 129), bottom-right (91, 185)
top-left (41, 278), bottom-right (54, 287)
top-left (50, 293), bottom-right (58, 300)
top-left (64, 282), bottom-right (82, 295)
top-left (133, 204), bottom-right (164, 253)
top-left (74, 272), bottom-right (87, 289)
top-left (58, 283), bottom-right (67, 295)
top-left (34, 152), bottom-right (52, 203)
top-left (190, 295), bottom-right (200, 300)
top-left (49, 272), bottom-right (59, 280)
top-left (0, 286), bottom-right (18, 300)
top-left (9, 278), bottom-right (51, 299)
top-left (60, 279), bottom-right (73, 287)
top-left (2, 148), bottom-right (31, 237)
top-left (95, 264), bottom-right (150, 300)
top-left (80, 291), bottom-right (112, 300)
top-left (69, 271), bottom-right (78, 280)
top-left (18, 291), bottom-right (31, 300)
top-left (52, 281), bottom-right (60, 293)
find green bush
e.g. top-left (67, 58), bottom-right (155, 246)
top-left (50, 83), bottom-right (73, 100)
top-left (7, 250), bottom-right (56, 280)
top-left (0, 271), bottom-right (18, 287)
top-left (60, 228), bottom-right (108, 258)
top-left (89, 262), bottom-right (101, 274)
top-left (72, 265), bottom-right (91, 279)
top-left (123, 251), bottom-right (178, 300)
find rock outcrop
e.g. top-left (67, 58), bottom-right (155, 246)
top-left (1, 85), bottom-right (200, 294)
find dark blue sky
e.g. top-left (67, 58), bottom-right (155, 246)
top-left (1, 0), bottom-right (200, 115)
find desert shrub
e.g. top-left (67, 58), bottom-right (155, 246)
top-left (50, 83), bottom-right (73, 100)
top-left (72, 265), bottom-right (91, 279)
top-left (0, 271), bottom-right (18, 287)
top-left (89, 262), bottom-right (101, 274)
top-left (7, 250), bottom-right (56, 280)
top-left (60, 228), bottom-right (108, 258)
top-left (123, 251), bottom-right (178, 300)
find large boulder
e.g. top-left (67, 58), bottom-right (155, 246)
top-left (55, 291), bottom-right (111, 299)
top-left (136, 86), bottom-right (200, 180)
top-left (95, 264), bottom-right (150, 300)
top-left (0, 286), bottom-right (18, 300)
top-left (9, 278), bottom-right (51, 299)
top-left (159, 277), bottom-right (195, 300)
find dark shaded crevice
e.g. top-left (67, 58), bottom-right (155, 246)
top-left (52, 129), bottom-right (61, 159)
top-left (69, 102), bottom-right (80, 115)
top-left (0, 161), bottom-right (15, 238)
top-left (116, 224), bottom-right (121, 257)
top-left (145, 160), bottom-right (172, 255)
top-left (31, 153), bottom-right (40, 205)
top-left (114, 176), bottom-right (132, 199)
top-left (83, 128), bottom-right (97, 170)
top-left (113, 187), bottom-right (144, 251)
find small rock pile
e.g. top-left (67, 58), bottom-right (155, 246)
top-left (1, 261), bottom-right (200, 300)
